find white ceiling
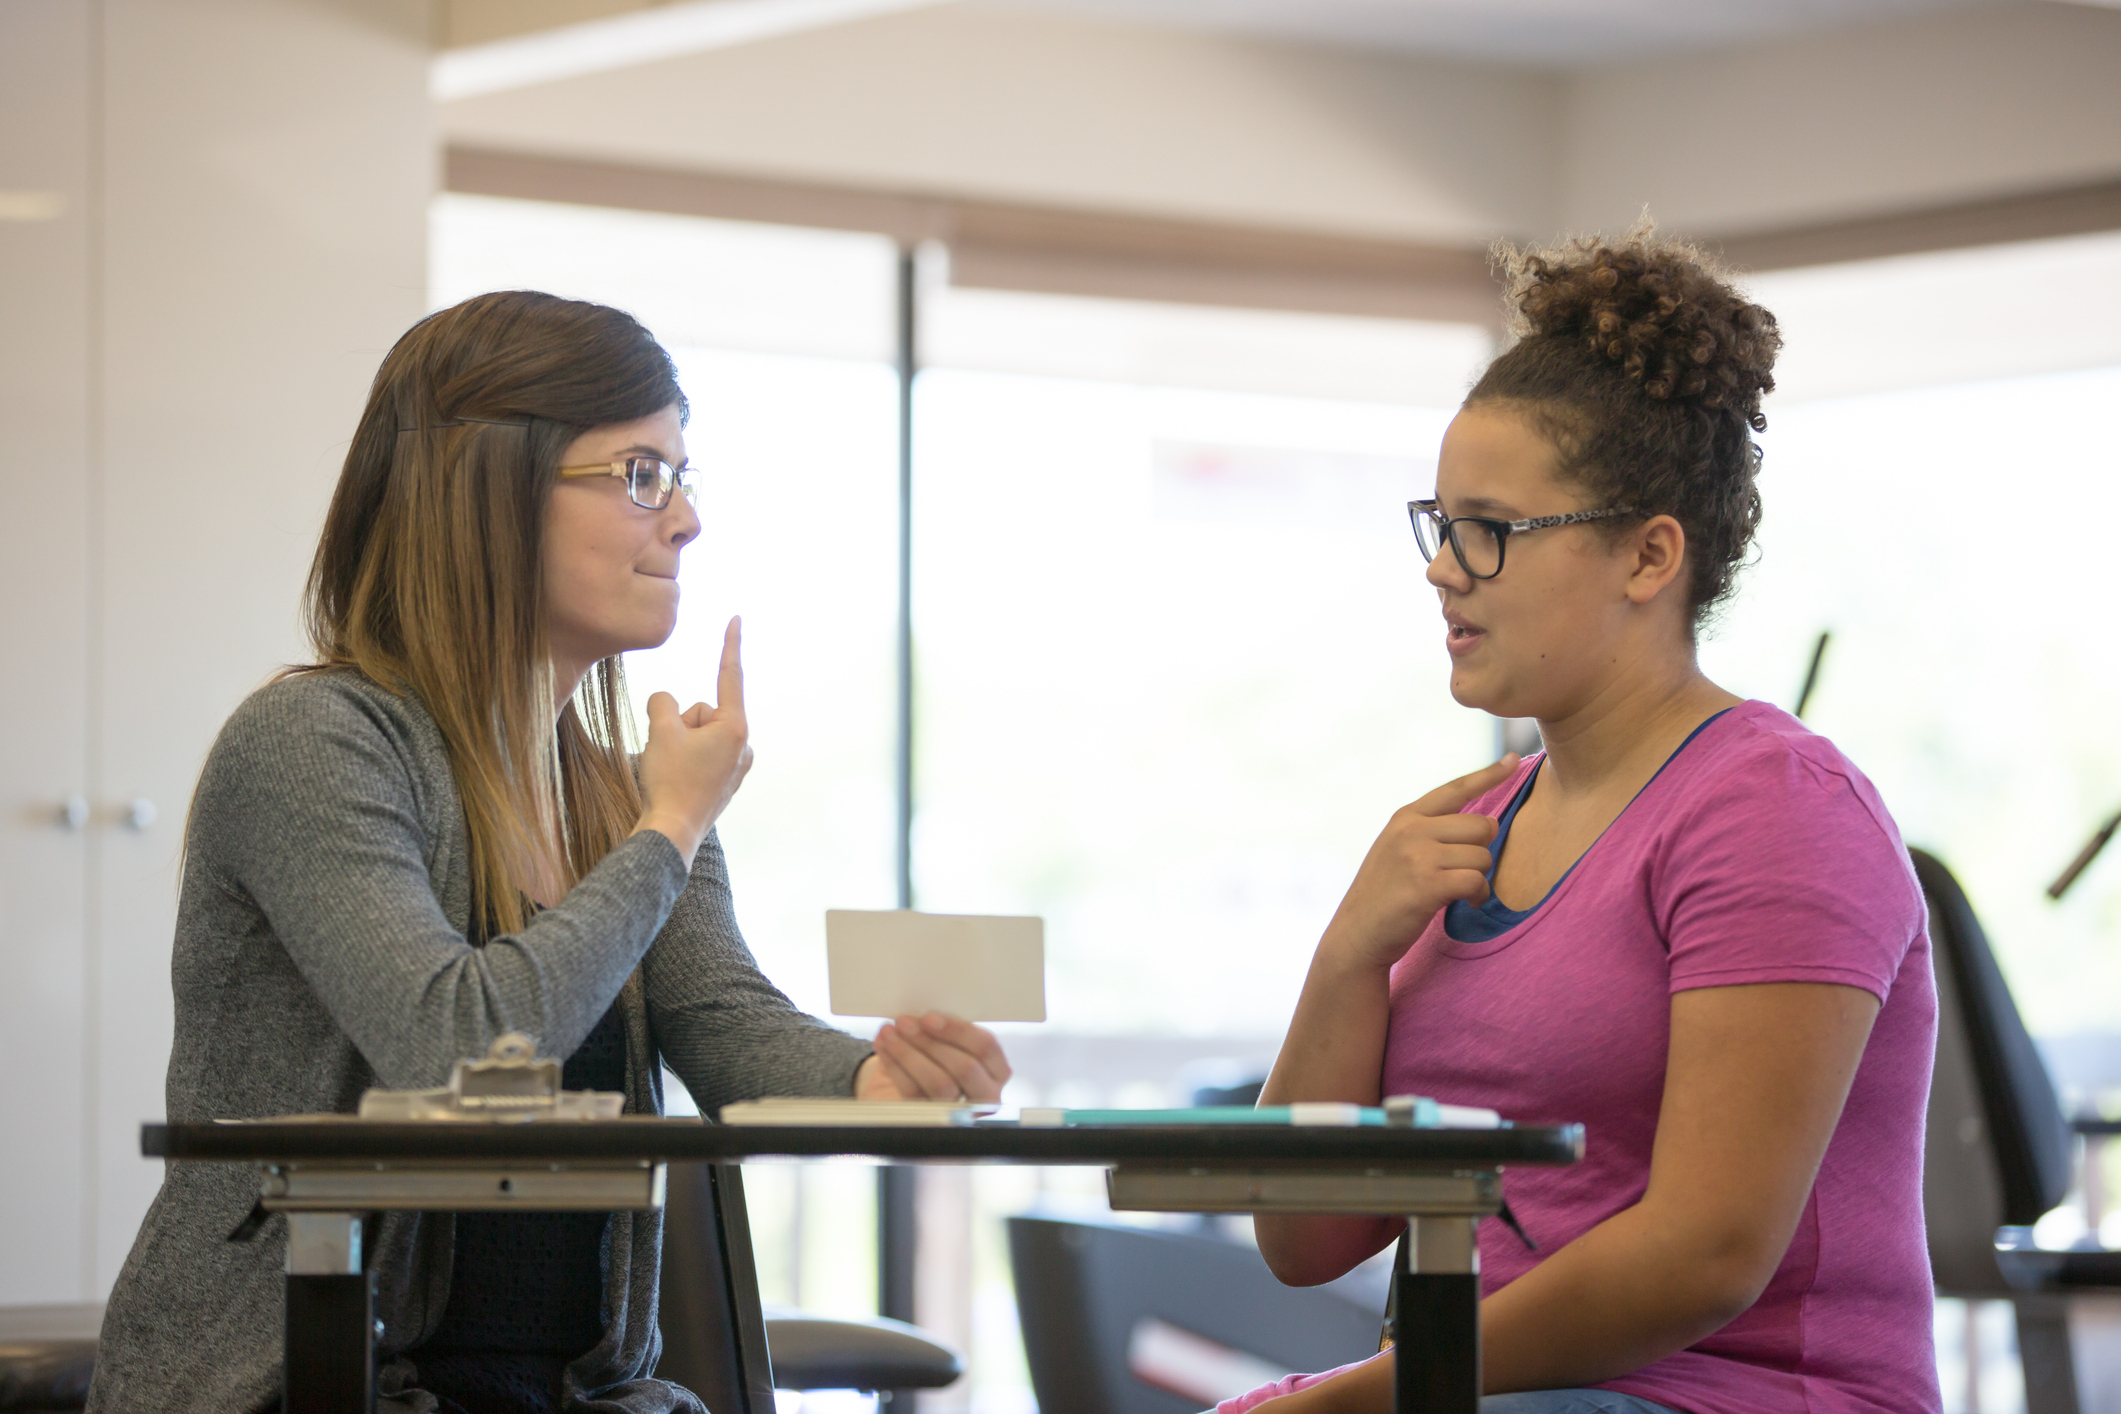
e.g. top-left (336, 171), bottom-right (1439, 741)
top-left (992, 0), bottom-right (2008, 66)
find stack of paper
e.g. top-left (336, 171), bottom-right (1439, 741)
top-left (719, 1098), bottom-right (996, 1128)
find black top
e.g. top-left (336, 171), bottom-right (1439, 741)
top-left (414, 1002), bottom-right (629, 1414)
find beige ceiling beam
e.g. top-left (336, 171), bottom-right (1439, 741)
top-left (1709, 178), bottom-right (2121, 274)
top-left (444, 146), bottom-right (1507, 327)
top-left (445, 146), bottom-right (2121, 326)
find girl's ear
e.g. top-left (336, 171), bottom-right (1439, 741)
top-left (1623, 514), bottom-right (1689, 605)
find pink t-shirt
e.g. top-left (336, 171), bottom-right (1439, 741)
top-left (1220, 702), bottom-right (1939, 1414)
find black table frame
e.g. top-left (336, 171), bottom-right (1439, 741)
top-left (145, 1118), bottom-right (1582, 1414)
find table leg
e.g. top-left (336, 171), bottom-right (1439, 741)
top-left (284, 1211), bottom-right (374, 1414)
top-left (1392, 1215), bottom-right (1480, 1414)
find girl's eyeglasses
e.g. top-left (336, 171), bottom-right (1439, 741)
top-left (1408, 499), bottom-right (1635, 580)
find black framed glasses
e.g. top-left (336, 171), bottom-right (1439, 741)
top-left (555, 456), bottom-right (696, 510)
top-left (1407, 499), bottom-right (1636, 580)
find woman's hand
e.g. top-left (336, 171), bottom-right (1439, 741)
top-left (1318, 754), bottom-right (1519, 976)
top-left (633, 617), bottom-right (752, 862)
top-left (855, 1013), bottom-right (1012, 1102)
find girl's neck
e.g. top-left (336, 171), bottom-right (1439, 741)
top-left (1535, 650), bottom-right (1741, 802)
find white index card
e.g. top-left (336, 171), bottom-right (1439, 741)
top-left (825, 909), bottom-right (1046, 1022)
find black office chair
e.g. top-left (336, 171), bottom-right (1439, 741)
top-left (1915, 846), bottom-right (2121, 1414)
top-left (1008, 1214), bottom-right (1389, 1414)
top-left (0, 1338), bottom-right (95, 1413)
top-left (657, 1161), bottom-right (963, 1409)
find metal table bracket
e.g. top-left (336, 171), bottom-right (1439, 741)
top-left (1110, 1165), bottom-right (1498, 1411)
top-left (260, 1160), bottom-right (665, 1213)
top-left (1107, 1165), bottom-right (1499, 1216)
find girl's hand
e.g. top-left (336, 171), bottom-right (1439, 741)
top-left (633, 617), bottom-right (752, 861)
top-left (1320, 755), bottom-right (1521, 976)
top-left (856, 1013), bottom-right (1012, 1102)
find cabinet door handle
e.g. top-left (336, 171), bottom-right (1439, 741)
top-left (124, 798), bottom-right (158, 831)
top-left (58, 795), bottom-right (90, 831)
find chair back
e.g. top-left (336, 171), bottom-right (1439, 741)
top-left (1914, 848), bottom-right (2074, 1294)
top-left (1007, 1214), bottom-right (1387, 1414)
top-left (656, 1162), bottom-right (776, 1414)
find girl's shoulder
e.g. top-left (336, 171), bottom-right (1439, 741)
top-left (1653, 702), bottom-right (1913, 888)
top-left (1684, 701), bottom-right (1892, 819)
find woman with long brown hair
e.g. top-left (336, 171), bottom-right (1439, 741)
top-left (88, 291), bottom-right (1005, 1414)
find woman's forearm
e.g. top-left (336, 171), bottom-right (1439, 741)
top-left (1259, 1202), bottom-right (1759, 1412)
top-left (1262, 935), bottom-right (1395, 1107)
top-left (1253, 936), bottom-right (1401, 1282)
top-left (1268, 982), bottom-right (1880, 1409)
top-left (1477, 1203), bottom-right (1759, 1392)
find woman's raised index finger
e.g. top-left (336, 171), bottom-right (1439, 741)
top-left (716, 616), bottom-right (745, 718)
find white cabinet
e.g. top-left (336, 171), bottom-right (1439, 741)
top-left (0, 0), bottom-right (430, 1304)
top-left (0, 0), bottom-right (96, 1310)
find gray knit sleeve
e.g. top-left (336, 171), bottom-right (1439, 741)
top-left (193, 675), bottom-right (691, 1089)
top-left (642, 829), bottom-right (874, 1116)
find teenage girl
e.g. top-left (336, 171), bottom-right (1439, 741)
top-left (1235, 231), bottom-right (1937, 1414)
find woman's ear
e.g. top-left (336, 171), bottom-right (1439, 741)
top-left (1623, 515), bottom-right (1689, 605)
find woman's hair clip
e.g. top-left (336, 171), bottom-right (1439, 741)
top-left (394, 416), bottom-right (531, 433)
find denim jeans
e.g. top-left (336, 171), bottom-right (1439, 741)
top-left (1481, 1393), bottom-right (1683, 1414)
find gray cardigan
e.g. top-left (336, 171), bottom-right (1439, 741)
top-left (86, 670), bottom-right (873, 1414)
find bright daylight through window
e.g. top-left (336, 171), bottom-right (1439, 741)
top-left (433, 193), bottom-right (2121, 1413)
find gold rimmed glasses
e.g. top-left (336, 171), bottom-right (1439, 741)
top-left (556, 457), bottom-right (696, 510)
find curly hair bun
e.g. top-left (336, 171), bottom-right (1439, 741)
top-left (1467, 221), bottom-right (1784, 626)
top-left (1502, 225), bottom-right (1781, 434)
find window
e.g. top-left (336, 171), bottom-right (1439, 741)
top-left (435, 193), bottom-right (2121, 1413)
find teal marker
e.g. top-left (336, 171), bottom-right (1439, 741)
top-left (1013, 1096), bottom-right (1501, 1129)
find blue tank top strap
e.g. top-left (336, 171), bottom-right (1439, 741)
top-left (1443, 707), bottom-right (1734, 944)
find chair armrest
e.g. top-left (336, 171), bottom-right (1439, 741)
top-left (0, 1338), bottom-right (97, 1411)
top-left (761, 1309), bottom-right (963, 1392)
top-left (2072, 1117), bottom-right (2121, 1136)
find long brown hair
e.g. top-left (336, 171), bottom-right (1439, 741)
top-left (301, 290), bottom-right (688, 937)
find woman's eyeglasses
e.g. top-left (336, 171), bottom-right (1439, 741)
top-left (556, 457), bottom-right (696, 510)
top-left (1407, 499), bottom-right (1635, 580)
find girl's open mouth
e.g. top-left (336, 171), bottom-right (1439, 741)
top-left (1445, 615), bottom-right (1486, 658)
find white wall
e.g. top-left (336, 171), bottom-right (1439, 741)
top-left (0, 0), bottom-right (431, 1305)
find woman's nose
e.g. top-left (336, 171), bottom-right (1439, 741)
top-left (666, 492), bottom-right (702, 548)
